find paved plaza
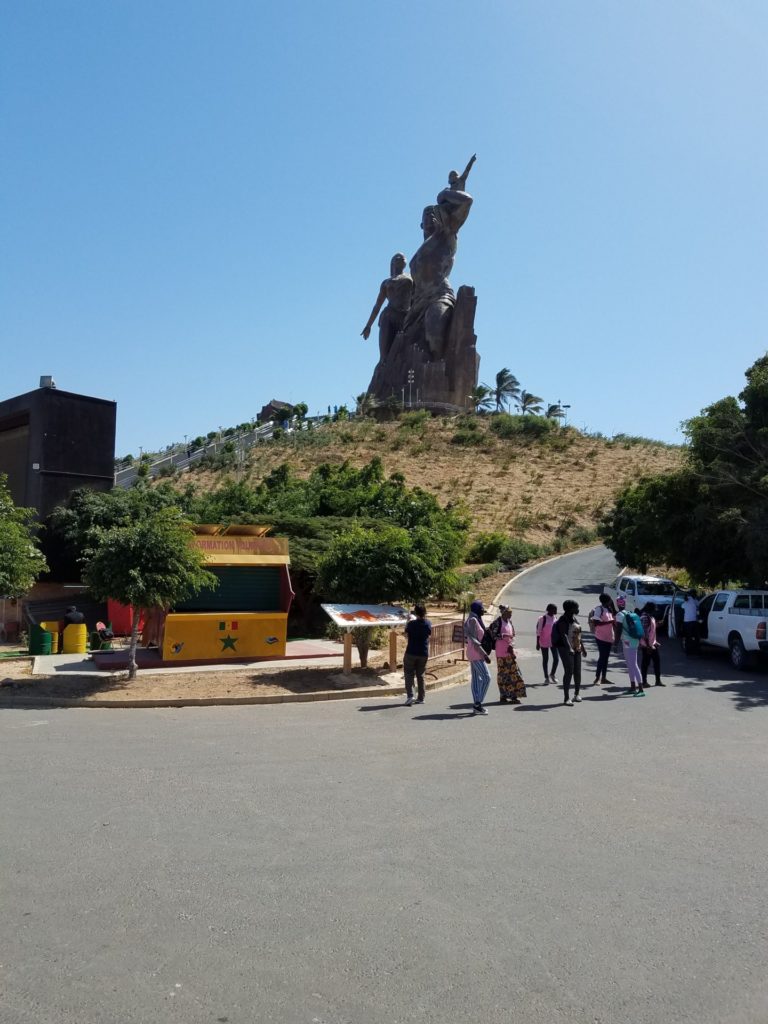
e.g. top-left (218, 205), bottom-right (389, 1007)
top-left (2, 548), bottom-right (766, 1024)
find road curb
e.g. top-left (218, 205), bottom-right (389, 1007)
top-left (490, 544), bottom-right (604, 610)
top-left (0, 666), bottom-right (468, 710)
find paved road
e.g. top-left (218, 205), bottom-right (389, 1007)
top-left (2, 547), bottom-right (767, 1024)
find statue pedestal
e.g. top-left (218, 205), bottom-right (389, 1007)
top-left (367, 285), bottom-right (479, 414)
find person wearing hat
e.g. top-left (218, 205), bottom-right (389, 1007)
top-left (463, 600), bottom-right (492, 715)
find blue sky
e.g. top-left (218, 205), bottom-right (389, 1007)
top-left (2, 1), bottom-right (766, 454)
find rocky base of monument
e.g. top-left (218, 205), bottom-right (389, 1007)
top-left (368, 285), bottom-right (479, 414)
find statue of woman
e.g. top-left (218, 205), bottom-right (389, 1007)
top-left (402, 183), bottom-right (473, 360)
top-left (360, 253), bottom-right (413, 363)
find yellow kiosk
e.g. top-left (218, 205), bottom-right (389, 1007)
top-left (161, 525), bottom-right (292, 662)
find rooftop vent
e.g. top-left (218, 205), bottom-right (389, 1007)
top-left (39, 376), bottom-right (57, 389)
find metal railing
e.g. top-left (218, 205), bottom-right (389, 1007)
top-left (429, 619), bottom-right (465, 661)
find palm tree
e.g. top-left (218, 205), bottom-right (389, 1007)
top-left (483, 368), bottom-right (520, 413)
top-left (355, 392), bottom-right (378, 418)
top-left (517, 390), bottom-right (544, 415)
top-left (468, 384), bottom-right (494, 413)
top-left (545, 403), bottom-right (565, 421)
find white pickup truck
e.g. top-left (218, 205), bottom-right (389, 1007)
top-left (697, 590), bottom-right (768, 668)
top-left (602, 574), bottom-right (682, 628)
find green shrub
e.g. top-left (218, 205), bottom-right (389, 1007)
top-left (490, 413), bottom-right (553, 440)
top-left (451, 429), bottom-right (484, 447)
top-left (569, 525), bottom-right (598, 546)
top-left (466, 531), bottom-right (508, 562)
top-left (399, 410), bottom-right (430, 432)
top-left (498, 537), bottom-right (540, 569)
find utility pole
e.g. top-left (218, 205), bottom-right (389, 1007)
top-left (407, 369), bottom-right (415, 408)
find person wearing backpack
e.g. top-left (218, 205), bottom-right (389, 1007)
top-left (535, 603), bottom-right (559, 685)
top-left (615, 596), bottom-right (645, 695)
top-left (463, 601), bottom-right (493, 715)
top-left (588, 593), bottom-right (616, 686)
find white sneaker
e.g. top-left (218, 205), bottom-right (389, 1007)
top-left (405, 696), bottom-right (414, 706)
top-left (574, 695), bottom-right (582, 702)
top-left (564, 699), bottom-right (574, 706)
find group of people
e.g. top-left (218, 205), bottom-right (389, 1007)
top-left (402, 594), bottom-right (669, 716)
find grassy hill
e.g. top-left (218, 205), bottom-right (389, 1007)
top-left (179, 413), bottom-right (682, 547)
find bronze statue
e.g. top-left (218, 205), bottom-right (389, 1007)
top-left (362, 157), bottom-right (480, 413)
top-left (361, 253), bottom-right (413, 363)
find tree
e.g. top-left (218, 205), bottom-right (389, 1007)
top-left (292, 402), bottom-right (308, 421)
top-left (317, 525), bottom-right (446, 667)
top-left (0, 474), bottom-right (48, 597)
top-left (354, 392), bottom-right (379, 417)
top-left (517, 391), bottom-right (544, 415)
top-left (83, 508), bottom-right (217, 678)
top-left (484, 368), bottom-right (520, 413)
top-left (600, 354), bottom-right (768, 586)
top-left (467, 384), bottom-right (494, 413)
top-left (545, 403), bottom-right (565, 421)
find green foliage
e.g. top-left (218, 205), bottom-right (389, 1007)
top-left (517, 390), bottom-right (544, 415)
top-left (0, 474), bottom-right (48, 597)
top-left (451, 428), bottom-right (484, 447)
top-left (317, 525), bottom-right (440, 604)
top-left (83, 507), bottom-right (217, 677)
top-left (489, 413), bottom-right (553, 440)
top-left (398, 409), bottom-right (430, 433)
top-left (467, 384), bottom-right (494, 413)
top-left (483, 368), bottom-right (520, 413)
top-left (600, 354), bottom-right (768, 586)
top-left (497, 537), bottom-right (542, 569)
top-left (466, 531), bottom-right (508, 563)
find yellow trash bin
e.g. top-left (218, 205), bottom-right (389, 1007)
top-left (40, 621), bottom-right (61, 654)
top-left (62, 623), bottom-right (88, 654)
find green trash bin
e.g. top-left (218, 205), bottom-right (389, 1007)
top-left (29, 624), bottom-right (52, 655)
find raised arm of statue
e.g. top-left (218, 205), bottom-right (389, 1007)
top-left (454, 153), bottom-right (476, 192)
top-left (361, 282), bottom-right (387, 340)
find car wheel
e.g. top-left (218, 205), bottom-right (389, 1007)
top-left (729, 635), bottom-right (749, 670)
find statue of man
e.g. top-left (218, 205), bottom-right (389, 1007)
top-left (360, 253), bottom-right (413, 363)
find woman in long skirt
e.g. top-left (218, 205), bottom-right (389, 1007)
top-left (495, 605), bottom-right (526, 703)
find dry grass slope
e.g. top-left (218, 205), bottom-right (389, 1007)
top-left (183, 417), bottom-right (682, 544)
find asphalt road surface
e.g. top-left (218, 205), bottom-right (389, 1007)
top-left (2, 546), bottom-right (767, 1024)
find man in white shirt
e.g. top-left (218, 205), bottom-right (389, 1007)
top-left (683, 591), bottom-right (700, 655)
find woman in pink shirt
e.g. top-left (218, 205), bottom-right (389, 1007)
top-left (536, 603), bottom-right (559, 684)
top-left (589, 593), bottom-right (616, 686)
top-left (494, 605), bottom-right (526, 704)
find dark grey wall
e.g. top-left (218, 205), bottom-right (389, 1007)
top-left (0, 386), bottom-right (116, 519)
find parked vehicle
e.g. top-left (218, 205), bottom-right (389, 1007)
top-left (602, 574), bottom-right (683, 628)
top-left (697, 590), bottom-right (768, 669)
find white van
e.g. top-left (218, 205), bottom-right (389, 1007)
top-left (603, 574), bottom-right (682, 627)
top-left (698, 590), bottom-right (768, 669)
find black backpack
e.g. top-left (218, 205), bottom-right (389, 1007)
top-left (481, 617), bottom-right (501, 655)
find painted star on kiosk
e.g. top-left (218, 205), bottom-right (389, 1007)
top-left (220, 633), bottom-right (238, 652)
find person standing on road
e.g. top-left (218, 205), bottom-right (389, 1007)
top-left (553, 600), bottom-right (586, 706)
top-left (615, 596), bottom-right (645, 695)
top-left (536, 603), bottom-right (559, 684)
top-left (403, 604), bottom-right (432, 706)
top-left (589, 593), bottom-right (616, 686)
top-left (683, 591), bottom-right (701, 655)
top-left (639, 603), bottom-right (664, 687)
top-left (493, 605), bottom-right (526, 704)
top-left (464, 600), bottom-right (492, 715)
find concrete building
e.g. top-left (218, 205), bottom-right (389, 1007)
top-left (0, 378), bottom-right (116, 520)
